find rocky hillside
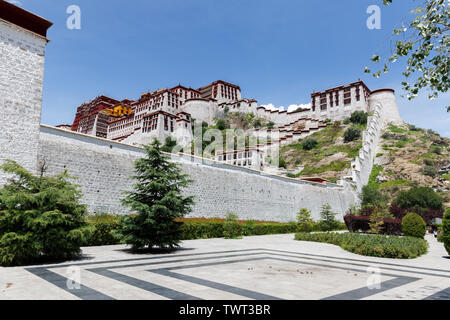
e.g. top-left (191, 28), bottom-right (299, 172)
top-left (278, 116), bottom-right (449, 207)
top-left (372, 123), bottom-right (450, 206)
top-left (279, 119), bottom-right (366, 183)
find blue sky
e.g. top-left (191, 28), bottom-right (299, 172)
top-left (12, 0), bottom-right (450, 137)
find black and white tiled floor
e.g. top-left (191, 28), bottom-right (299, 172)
top-left (1, 235), bottom-right (449, 300)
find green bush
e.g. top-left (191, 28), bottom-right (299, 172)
top-left (349, 111), bottom-right (369, 125)
top-left (83, 213), bottom-right (345, 245)
top-left (423, 166), bottom-right (437, 177)
top-left (223, 212), bottom-right (242, 239)
top-left (180, 221), bottom-right (224, 240)
top-left (302, 138), bottom-right (318, 150)
top-left (344, 126), bottom-right (362, 143)
top-left (83, 214), bottom-right (122, 246)
top-left (216, 119), bottom-right (227, 131)
top-left (294, 232), bottom-right (428, 259)
top-left (296, 208), bottom-right (314, 232)
top-left (402, 213), bottom-right (426, 238)
top-left (394, 187), bottom-right (444, 211)
top-left (408, 124), bottom-right (421, 132)
top-left (278, 158), bottom-right (287, 169)
top-left (319, 204), bottom-right (340, 231)
top-left (0, 160), bottom-right (90, 266)
top-left (442, 208), bottom-right (450, 255)
top-left (118, 140), bottom-right (195, 251)
top-left (430, 146), bottom-right (442, 155)
top-left (242, 222), bottom-right (298, 236)
top-left (161, 136), bottom-right (178, 153)
top-left (360, 184), bottom-right (387, 207)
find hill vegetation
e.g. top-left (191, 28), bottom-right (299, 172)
top-left (371, 124), bottom-right (449, 207)
top-left (280, 117), bottom-right (366, 183)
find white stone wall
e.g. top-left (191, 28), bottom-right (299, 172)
top-left (182, 99), bottom-right (217, 124)
top-left (0, 19), bottom-right (48, 184)
top-left (348, 90), bottom-right (402, 192)
top-left (38, 125), bottom-right (359, 222)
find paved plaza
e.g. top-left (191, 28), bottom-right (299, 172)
top-left (0, 234), bottom-right (449, 300)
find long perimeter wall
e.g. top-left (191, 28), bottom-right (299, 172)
top-left (38, 125), bottom-right (359, 222)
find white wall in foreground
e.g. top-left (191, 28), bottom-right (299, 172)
top-left (38, 125), bottom-right (359, 222)
top-left (0, 19), bottom-right (48, 184)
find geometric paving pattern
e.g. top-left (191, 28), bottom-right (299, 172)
top-left (25, 248), bottom-right (450, 300)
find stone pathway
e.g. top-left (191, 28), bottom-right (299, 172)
top-left (0, 234), bottom-right (448, 300)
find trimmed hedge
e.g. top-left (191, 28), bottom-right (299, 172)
top-left (82, 215), bottom-right (122, 246)
top-left (344, 215), bottom-right (402, 235)
top-left (402, 213), bottom-right (426, 239)
top-left (82, 216), bottom-right (346, 246)
top-left (294, 232), bottom-right (428, 259)
top-left (82, 218), bottom-right (300, 246)
top-left (181, 221), bottom-right (299, 240)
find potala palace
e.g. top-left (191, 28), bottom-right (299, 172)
top-left (0, 1), bottom-right (404, 220)
top-left (67, 78), bottom-right (403, 172)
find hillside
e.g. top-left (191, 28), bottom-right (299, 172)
top-left (371, 124), bottom-right (450, 206)
top-left (279, 119), bottom-right (449, 205)
top-left (279, 119), bottom-right (366, 183)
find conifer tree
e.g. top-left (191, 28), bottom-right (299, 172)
top-left (119, 140), bottom-right (195, 251)
top-left (0, 160), bottom-right (89, 266)
top-left (296, 208), bottom-right (314, 233)
top-left (319, 204), bottom-right (338, 231)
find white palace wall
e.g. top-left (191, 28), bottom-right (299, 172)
top-left (0, 18), bottom-right (48, 184)
top-left (37, 125), bottom-right (359, 222)
top-left (34, 91), bottom-right (401, 221)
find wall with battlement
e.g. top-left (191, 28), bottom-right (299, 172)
top-left (38, 125), bottom-right (359, 222)
top-left (348, 89), bottom-right (403, 192)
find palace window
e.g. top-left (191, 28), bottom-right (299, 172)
top-left (164, 116), bottom-right (169, 131)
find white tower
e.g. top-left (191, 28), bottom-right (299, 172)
top-left (369, 89), bottom-right (403, 126)
top-left (0, 2), bottom-right (52, 185)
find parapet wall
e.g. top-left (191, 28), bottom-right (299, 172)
top-left (349, 89), bottom-right (402, 192)
top-left (38, 125), bottom-right (359, 222)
